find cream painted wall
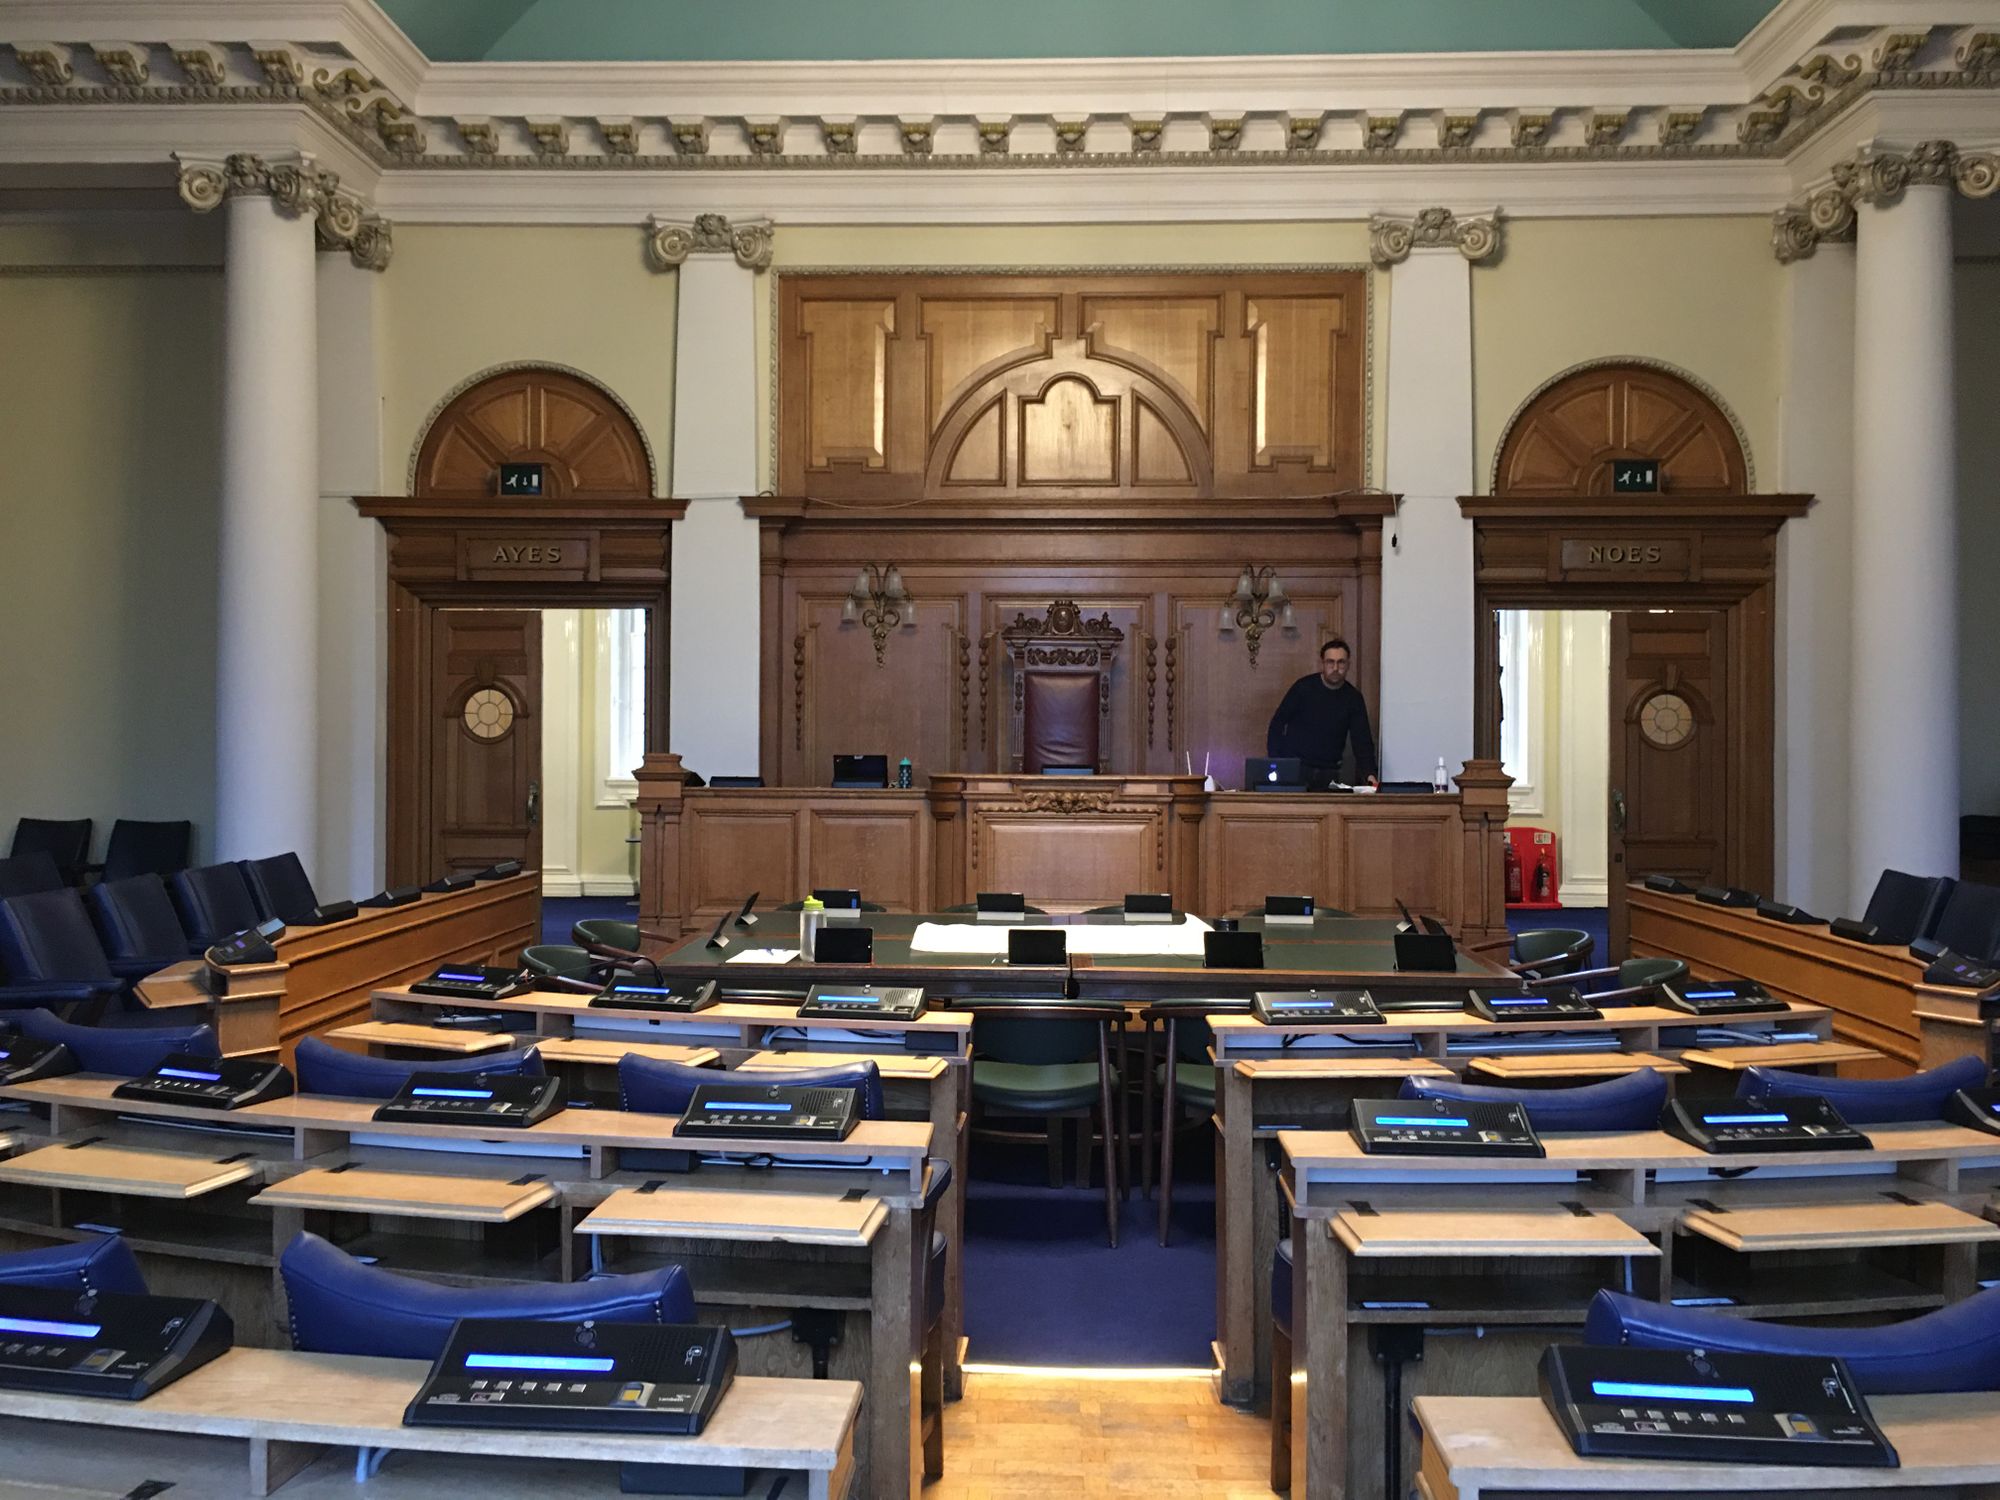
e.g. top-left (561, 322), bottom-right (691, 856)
top-left (539, 607), bottom-right (640, 895)
top-left (1958, 256), bottom-right (2000, 823)
top-left (1471, 218), bottom-right (1782, 491)
top-left (1502, 608), bottom-right (1610, 905)
top-left (0, 266), bottom-right (223, 862)
top-left (376, 226), bottom-right (677, 493)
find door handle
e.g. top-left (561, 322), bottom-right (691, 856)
top-left (526, 780), bottom-right (540, 826)
top-left (1611, 788), bottom-right (1627, 835)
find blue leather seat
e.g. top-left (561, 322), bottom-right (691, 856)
top-left (1738, 1052), bottom-right (1987, 1124)
top-left (1936, 881), bottom-right (2000, 961)
top-left (170, 862), bottom-right (262, 949)
top-left (0, 890), bottom-right (126, 1016)
top-left (280, 1231), bottom-right (695, 1361)
top-left (1400, 1068), bottom-right (1669, 1132)
top-left (294, 1035), bottom-right (545, 1100)
top-left (100, 820), bottom-right (193, 885)
top-left (1862, 869), bottom-right (1956, 946)
top-left (0, 1235), bottom-right (146, 1295)
top-left (0, 1240), bottom-right (145, 1296)
top-left (87, 876), bottom-right (196, 970)
top-left (242, 853), bottom-right (319, 925)
top-left (15, 1010), bottom-right (218, 1075)
top-left (10, 818), bottom-right (91, 888)
top-left (619, 1055), bottom-right (884, 1119)
top-left (1585, 1285), bottom-right (2000, 1395)
top-left (0, 853), bottom-right (63, 900)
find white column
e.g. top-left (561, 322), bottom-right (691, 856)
top-left (1850, 181), bottom-right (1958, 908)
top-left (315, 251), bottom-right (384, 896)
top-left (1379, 219), bottom-right (1483, 780)
top-left (666, 227), bottom-right (764, 779)
top-left (1774, 240), bottom-right (1856, 915)
top-left (216, 187), bottom-right (320, 868)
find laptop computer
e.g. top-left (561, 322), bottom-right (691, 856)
top-left (1245, 756), bottom-right (1308, 792)
top-left (831, 753), bottom-right (889, 789)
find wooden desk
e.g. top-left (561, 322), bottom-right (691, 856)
top-left (1467, 1051), bottom-right (1686, 1081)
top-left (325, 1021), bottom-right (520, 1055)
top-left (1627, 882), bottom-right (1970, 1069)
top-left (1679, 1038), bottom-right (1884, 1076)
top-left (0, 1346), bottom-right (857, 1498)
top-left (1416, 1390), bottom-right (2000, 1499)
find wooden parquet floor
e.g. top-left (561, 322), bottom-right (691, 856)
top-left (926, 1367), bottom-right (1273, 1498)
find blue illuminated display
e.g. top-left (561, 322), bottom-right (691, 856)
top-left (819, 994), bottom-right (878, 1004)
top-left (1591, 1380), bottom-right (1755, 1404)
top-left (1684, 989), bottom-right (1738, 1000)
top-left (1701, 1113), bottom-right (1789, 1125)
top-left (411, 1086), bottom-right (494, 1099)
top-left (464, 1353), bottom-right (616, 1373)
top-left (0, 1316), bottom-right (100, 1339)
top-left (707, 1100), bottom-right (793, 1112)
top-left (435, 970), bottom-right (486, 983)
top-left (611, 986), bottom-right (677, 995)
top-left (157, 1067), bottom-right (221, 1082)
top-left (1490, 997), bottom-right (1550, 1006)
top-left (1374, 1116), bottom-right (1469, 1128)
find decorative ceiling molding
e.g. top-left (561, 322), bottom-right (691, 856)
top-left (172, 148), bottom-right (392, 269)
top-left (1773, 136), bottom-right (2000, 259)
top-left (1368, 207), bottom-right (1502, 266)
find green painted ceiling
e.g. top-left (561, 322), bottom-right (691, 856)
top-left (377, 0), bottom-right (1784, 63)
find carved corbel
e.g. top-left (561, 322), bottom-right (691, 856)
top-left (1511, 111), bottom-right (1554, 150)
top-left (645, 213), bottom-right (774, 272)
top-left (1052, 118), bottom-right (1091, 156)
top-left (456, 118), bottom-right (499, 155)
top-left (976, 118), bottom-right (1013, 156)
top-left (526, 117), bottom-right (571, 157)
top-left (169, 42), bottom-right (226, 87)
top-left (1369, 207), bottom-right (1502, 267)
top-left (1658, 109), bottom-right (1705, 147)
top-left (1285, 113), bottom-right (1324, 151)
top-left (743, 118), bottom-right (786, 156)
top-left (90, 43), bottom-right (149, 87)
top-left (1128, 117), bottom-right (1165, 154)
top-left (669, 118), bottom-right (709, 156)
top-left (13, 43), bottom-right (74, 87)
top-left (898, 118), bottom-right (935, 156)
top-left (821, 119), bottom-right (858, 155)
top-left (251, 47), bottom-right (306, 89)
top-left (1363, 113), bottom-right (1403, 151)
top-left (1436, 113), bottom-right (1478, 150)
top-left (1586, 110), bottom-right (1629, 148)
top-left (1206, 115), bottom-right (1245, 152)
top-left (598, 118), bottom-right (639, 156)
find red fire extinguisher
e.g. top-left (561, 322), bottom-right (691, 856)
top-left (1533, 853), bottom-right (1553, 903)
top-left (1504, 839), bottom-right (1524, 904)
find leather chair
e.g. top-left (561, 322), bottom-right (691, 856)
top-left (87, 876), bottom-right (197, 970)
top-left (0, 890), bottom-right (128, 1018)
top-left (1401, 1068), bottom-right (1670, 1132)
top-left (15, 1009), bottom-right (218, 1074)
top-left (572, 918), bottom-right (643, 957)
top-left (0, 853), bottom-right (63, 899)
top-left (99, 820), bottom-right (194, 884)
top-left (1563, 956), bottom-right (1689, 1006)
top-left (0, 1235), bottom-right (145, 1296)
top-left (280, 1230), bottom-right (695, 1361)
top-left (1933, 880), bottom-right (2000, 960)
top-left (10, 818), bottom-right (91, 887)
top-left (1138, 998), bottom-right (1248, 1246)
top-left (1737, 1052), bottom-right (1987, 1123)
top-left (1583, 1284), bottom-right (2000, 1394)
top-left (522, 944), bottom-right (595, 987)
top-left (170, 862), bottom-right (262, 948)
top-left (1861, 868), bottom-right (1956, 945)
top-left (295, 1035), bottom-right (545, 1100)
top-left (241, 852), bottom-right (319, 925)
top-left (1022, 673), bottom-right (1102, 774)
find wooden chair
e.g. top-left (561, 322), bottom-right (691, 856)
top-left (1466, 926), bottom-right (1594, 978)
top-left (1562, 955), bottom-right (1688, 1005)
top-left (1139, 998), bottom-right (1248, 1246)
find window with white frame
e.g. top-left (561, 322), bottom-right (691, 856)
top-left (596, 609), bottom-right (647, 807)
top-left (1496, 609), bottom-right (1543, 817)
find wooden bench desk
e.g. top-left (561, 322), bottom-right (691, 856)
top-left (1416, 1390), bottom-right (2000, 1499)
top-left (0, 1346), bottom-right (858, 1498)
top-left (1679, 1038), bottom-right (1885, 1079)
top-left (324, 1021), bottom-right (523, 1055)
top-left (1466, 1051), bottom-right (1687, 1082)
top-left (531, 1036), bottom-right (721, 1069)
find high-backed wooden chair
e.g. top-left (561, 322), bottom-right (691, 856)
top-left (1001, 600), bottom-right (1123, 774)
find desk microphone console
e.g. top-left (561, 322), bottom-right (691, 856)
top-left (1468, 986), bottom-right (1602, 1023)
top-left (410, 965), bottom-right (533, 1003)
top-left (113, 1052), bottom-right (294, 1111)
top-left (1922, 953), bottom-right (2000, 991)
top-left (1946, 1086), bottom-right (2000, 1136)
top-left (1350, 1096), bottom-right (1544, 1158)
top-left (0, 1285), bottom-right (232, 1400)
top-left (1660, 978), bottom-right (1778, 1017)
top-left (795, 983), bottom-right (926, 1021)
top-left (1252, 989), bottom-right (1383, 1024)
top-left (1539, 1344), bottom-right (1896, 1468)
top-left (406, 1319), bottom-right (736, 1437)
top-left (589, 979), bottom-right (718, 1013)
top-left (0, 1032), bottom-right (75, 1085)
top-left (1660, 1095), bottom-right (1870, 1153)
top-left (673, 1082), bottom-right (859, 1143)
top-left (372, 1072), bottom-right (564, 1129)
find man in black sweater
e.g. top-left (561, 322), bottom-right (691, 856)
top-left (1266, 638), bottom-right (1378, 786)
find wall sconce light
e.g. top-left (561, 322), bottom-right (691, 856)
top-left (843, 563), bottom-right (914, 666)
top-left (1220, 564), bottom-right (1295, 667)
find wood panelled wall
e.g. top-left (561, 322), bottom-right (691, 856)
top-left (758, 270), bottom-right (1385, 788)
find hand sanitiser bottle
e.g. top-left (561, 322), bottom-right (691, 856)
top-left (798, 895), bottom-right (825, 961)
top-left (1432, 758), bottom-right (1449, 792)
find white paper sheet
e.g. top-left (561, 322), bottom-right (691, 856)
top-left (908, 918), bottom-right (1211, 958)
top-left (727, 947), bottom-right (801, 964)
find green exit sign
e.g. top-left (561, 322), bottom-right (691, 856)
top-left (498, 462), bottom-right (545, 497)
top-left (1611, 459), bottom-right (1660, 493)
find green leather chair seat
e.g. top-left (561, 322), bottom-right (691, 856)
top-left (1157, 1059), bottom-right (1216, 1110)
top-left (972, 1059), bottom-right (1117, 1113)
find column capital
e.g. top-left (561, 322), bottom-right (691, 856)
top-left (645, 213), bottom-right (774, 272)
top-left (1773, 139), bottom-right (1996, 262)
top-left (1368, 207), bottom-right (1501, 268)
top-left (173, 150), bottom-right (392, 272)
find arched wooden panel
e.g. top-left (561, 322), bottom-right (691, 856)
top-left (414, 366), bottom-right (655, 500)
top-left (1495, 363), bottom-right (1748, 497)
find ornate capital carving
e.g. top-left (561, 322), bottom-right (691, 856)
top-left (645, 213), bottom-right (773, 271)
top-left (1285, 113), bottom-right (1324, 152)
top-left (1369, 207), bottom-right (1501, 266)
top-left (90, 44), bottom-right (149, 88)
top-left (976, 118), bottom-right (1013, 156)
top-left (1773, 139), bottom-right (1997, 261)
top-left (174, 151), bottom-right (390, 270)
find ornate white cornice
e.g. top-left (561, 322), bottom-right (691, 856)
top-left (644, 212), bottom-right (773, 271)
top-left (1369, 207), bottom-right (1501, 266)
top-left (1774, 136), bottom-right (2000, 259)
top-left (173, 149), bottom-right (391, 269)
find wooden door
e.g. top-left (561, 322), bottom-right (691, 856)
top-left (1607, 611), bottom-right (1728, 956)
top-left (429, 610), bottom-right (542, 877)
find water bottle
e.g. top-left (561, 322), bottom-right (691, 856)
top-left (1432, 757), bottom-right (1450, 793)
top-left (897, 757), bottom-right (913, 789)
top-left (798, 895), bottom-right (824, 962)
